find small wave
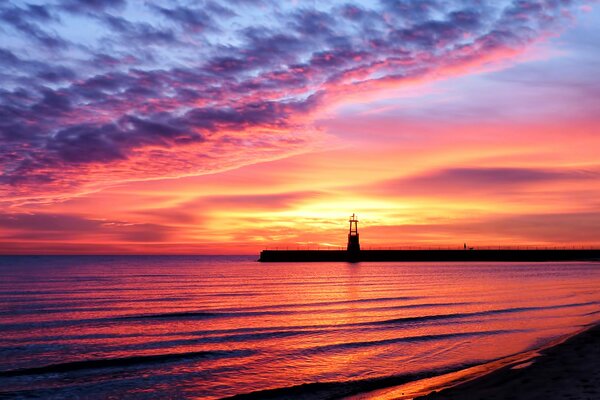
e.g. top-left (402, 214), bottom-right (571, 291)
top-left (222, 363), bottom-right (478, 400)
top-left (368, 312), bottom-right (475, 325)
top-left (89, 330), bottom-right (321, 353)
top-left (109, 330), bottom-right (322, 352)
top-left (1, 332), bottom-right (144, 344)
top-left (118, 309), bottom-right (291, 320)
top-left (208, 292), bottom-right (258, 297)
top-left (200, 329), bottom-right (318, 343)
top-left (255, 296), bottom-right (423, 310)
top-left (4, 301), bottom-right (594, 334)
top-left (302, 329), bottom-right (520, 354)
top-left (363, 301), bottom-right (600, 326)
top-left (0, 349), bottom-right (255, 377)
top-left (171, 324), bottom-right (337, 339)
top-left (118, 311), bottom-right (222, 319)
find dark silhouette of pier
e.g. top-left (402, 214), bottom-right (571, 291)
top-left (259, 214), bottom-right (600, 262)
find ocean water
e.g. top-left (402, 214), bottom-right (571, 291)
top-left (0, 256), bottom-right (599, 399)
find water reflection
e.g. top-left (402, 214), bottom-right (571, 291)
top-left (0, 256), bottom-right (598, 399)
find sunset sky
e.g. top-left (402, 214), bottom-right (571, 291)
top-left (1, 0), bottom-right (599, 254)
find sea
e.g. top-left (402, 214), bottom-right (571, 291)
top-left (0, 256), bottom-right (599, 399)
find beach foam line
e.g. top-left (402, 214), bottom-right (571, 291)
top-left (0, 349), bottom-right (255, 377)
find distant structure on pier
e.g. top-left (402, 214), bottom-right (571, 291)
top-left (347, 213), bottom-right (360, 257)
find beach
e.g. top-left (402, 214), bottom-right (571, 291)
top-left (414, 323), bottom-right (600, 400)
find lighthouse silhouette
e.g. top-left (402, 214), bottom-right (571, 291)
top-left (347, 213), bottom-right (360, 260)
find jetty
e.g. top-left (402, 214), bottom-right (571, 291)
top-left (259, 214), bottom-right (600, 262)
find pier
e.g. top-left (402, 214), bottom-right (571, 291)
top-left (259, 215), bottom-right (600, 262)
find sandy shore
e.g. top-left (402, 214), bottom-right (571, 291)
top-left (414, 324), bottom-right (600, 400)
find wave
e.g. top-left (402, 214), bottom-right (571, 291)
top-left (84, 330), bottom-right (322, 353)
top-left (118, 309), bottom-right (291, 320)
top-left (198, 329), bottom-right (318, 343)
top-left (111, 301), bottom-right (600, 340)
top-left (174, 324), bottom-right (336, 338)
top-left (92, 299), bottom-right (466, 322)
top-left (1, 332), bottom-right (142, 344)
top-left (301, 329), bottom-right (522, 354)
top-left (206, 296), bottom-right (423, 314)
top-left (3, 300), bottom-right (595, 335)
top-left (361, 301), bottom-right (600, 326)
top-left (221, 362), bottom-right (478, 400)
top-left (0, 310), bottom-right (290, 331)
top-left (119, 311), bottom-right (222, 319)
top-left (224, 323), bottom-right (600, 400)
top-left (115, 301), bottom-right (600, 325)
top-left (0, 349), bottom-right (255, 377)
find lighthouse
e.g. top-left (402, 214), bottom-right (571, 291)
top-left (347, 213), bottom-right (360, 258)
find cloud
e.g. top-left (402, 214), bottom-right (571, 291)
top-left (486, 211), bottom-right (600, 242)
top-left (100, 15), bottom-right (177, 45)
top-left (0, 0), bottom-right (590, 201)
top-left (368, 166), bottom-right (600, 197)
top-left (0, 212), bottom-right (172, 242)
top-left (150, 4), bottom-right (216, 33)
top-left (60, 0), bottom-right (126, 13)
top-left (190, 191), bottom-right (324, 211)
top-left (362, 211), bottom-right (600, 244)
top-left (0, 3), bottom-right (67, 48)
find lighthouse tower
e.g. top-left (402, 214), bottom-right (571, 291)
top-left (347, 213), bottom-right (360, 256)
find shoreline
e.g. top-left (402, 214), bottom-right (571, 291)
top-left (354, 323), bottom-right (600, 400)
top-left (415, 322), bottom-right (600, 399)
top-left (224, 323), bottom-right (600, 400)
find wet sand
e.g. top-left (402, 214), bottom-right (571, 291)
top-left (415, 324), bottom-right (600, 400)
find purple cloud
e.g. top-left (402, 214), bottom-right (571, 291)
top-left (367, 166), bottom-right (600, 197)
top-left (0, 0), bottom-right (590, 200)
top-left (60, 0), bottom-right (126, 13)
top-left (364, 211), bottom-right (600, 244)
top-left (0, 212), bottom-right (172, 242)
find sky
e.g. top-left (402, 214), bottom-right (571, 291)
top-left (1, 0), bottom-right (599, 254)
